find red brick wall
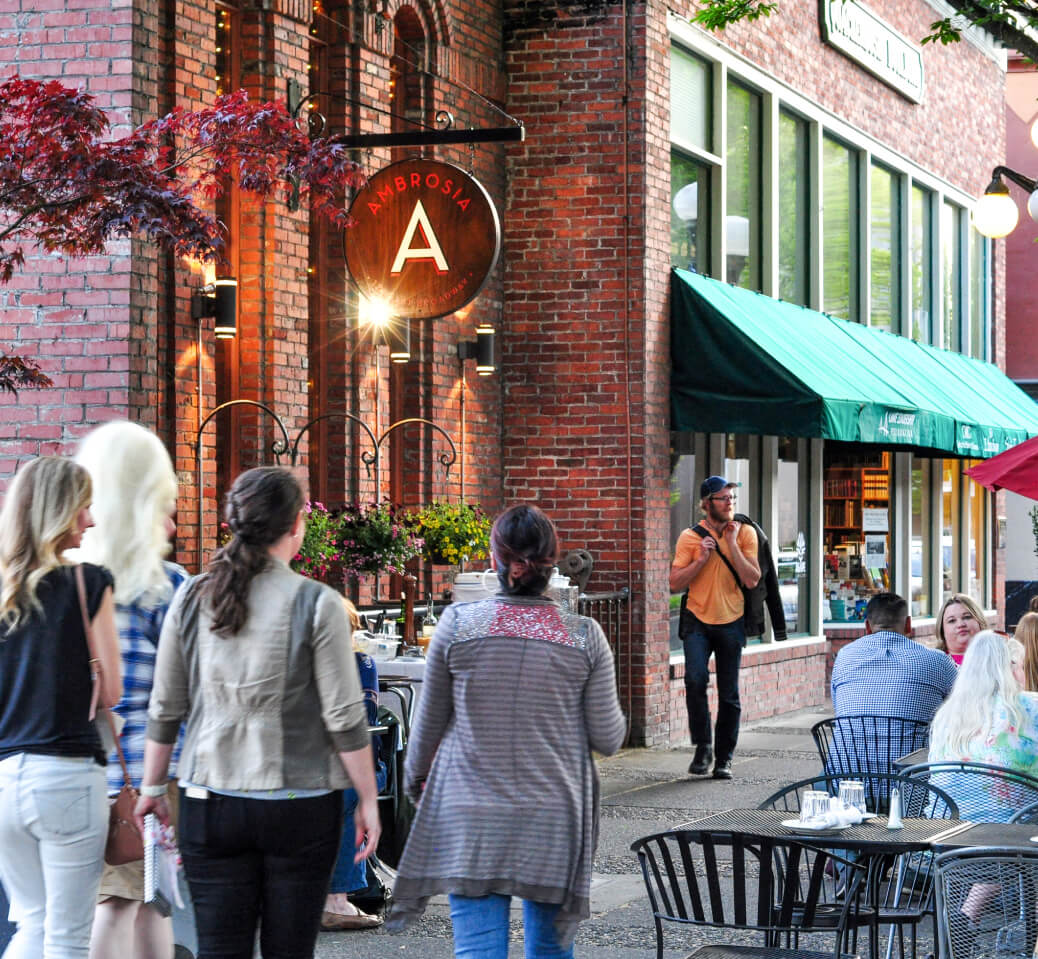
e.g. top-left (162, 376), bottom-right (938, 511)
top-left (668, 639), bottom-right (830, 742)
top-left (0, 1), bottom-right (137, 479)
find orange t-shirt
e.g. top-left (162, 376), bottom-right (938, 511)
top-left (672, 522), bottom-right (758, 625)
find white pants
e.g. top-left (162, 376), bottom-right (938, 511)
top-left (0, 753), bottom-right (107, 959)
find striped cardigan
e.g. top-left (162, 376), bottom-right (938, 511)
top-left (387, 594), bottom-right (626, 946)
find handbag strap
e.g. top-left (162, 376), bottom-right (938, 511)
top-left (74, 565), bottom-right (132, 789)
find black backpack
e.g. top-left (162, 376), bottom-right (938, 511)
top-left (679, 513), bottom-right (787, 640)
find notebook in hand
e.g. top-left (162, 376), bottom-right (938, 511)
top-left (143, 814), bottom-right (183, 917)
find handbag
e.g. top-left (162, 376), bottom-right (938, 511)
top-left (75, 564), bottom-right (145, 866)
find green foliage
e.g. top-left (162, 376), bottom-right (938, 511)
top-left (408, 501), bottom-right (491, 566)
top-left (1030, 505), bottom-right (1038, 562)
top-left (692, 0), bottom-right (777, 31)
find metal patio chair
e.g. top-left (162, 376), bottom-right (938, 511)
top-left (934, 847), bottom-right (1038, 959)
top-left (1009, 798), bottom-right (1038, 825)
top-left (901, 760), bottom-right (1038, 824)
top-left (631, 827), bottom-right (868, 959)
top-left (812, 717), bottom-right (931, 802)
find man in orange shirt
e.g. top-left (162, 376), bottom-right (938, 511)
top-left (670, 476), bottom-right (761, 779)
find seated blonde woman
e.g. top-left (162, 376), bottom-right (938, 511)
top-left (928, 630), bottom-right (1038, 821)
top-left (1016, 612), bottom-right (1038, 691)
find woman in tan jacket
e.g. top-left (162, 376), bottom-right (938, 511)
top-left (134, 467), bottom-right (380, 959)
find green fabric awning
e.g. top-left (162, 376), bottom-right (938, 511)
top-left (670, 268), bottom-right (1038, 458)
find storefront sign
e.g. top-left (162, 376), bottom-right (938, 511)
top-left (860, 407), bottom-right (922, 446)
top-left (345, 158), bottom-right (502, 320)
top-left (820, 0), bottom-right (924, 103)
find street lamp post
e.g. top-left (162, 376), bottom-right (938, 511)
top-left (974, 165), bottom-right (1038, 239)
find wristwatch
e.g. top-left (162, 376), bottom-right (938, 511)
top-left (139, 782), bottom-right (168, 798)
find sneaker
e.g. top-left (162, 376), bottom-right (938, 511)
top-left (712, 759), bottom-right (733, 779)
top-left (688, 744), bottom-right (713, 775)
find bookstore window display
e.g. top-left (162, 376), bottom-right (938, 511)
top-left (823, 452), bottom-right (891, 621)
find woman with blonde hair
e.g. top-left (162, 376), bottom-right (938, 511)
top-left (73, 421), bottom-right (189, 959)
top-left (928, 630), bottom-right (1038, 819)
top-left (934, 593), bottom-right (986, 665)
top-left (1015, 611), bottom-right (1038, 692)
top-left (0, 456), bottom-right (122, 957)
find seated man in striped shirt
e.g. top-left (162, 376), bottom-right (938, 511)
top-left (830, 592), bottom-right (957, 785)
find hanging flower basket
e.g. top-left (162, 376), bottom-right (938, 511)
top-left (290, 501), bottom-right (341, 582)
top-left (337, 501), bottom-right (422, 578)
top-left (408, 501), bottom-right (491, 567)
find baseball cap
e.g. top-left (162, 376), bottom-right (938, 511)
top-left (700, 475), bottom-right (740, 499)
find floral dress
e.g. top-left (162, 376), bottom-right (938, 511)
top-left (928, 692), bottom-right (1038, 821)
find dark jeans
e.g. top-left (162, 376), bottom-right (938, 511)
top-left (682, 617), bottom-right (746, 762)
top-left (178, 788), bottom-right (342, 959)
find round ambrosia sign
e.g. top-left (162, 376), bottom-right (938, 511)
top-left (344, 158), bottom-right (502, 320)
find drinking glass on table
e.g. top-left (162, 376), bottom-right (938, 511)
top-left (800, 790), bottom-right (830, 824)
top-left (838, 780), bottom-right (866, 814)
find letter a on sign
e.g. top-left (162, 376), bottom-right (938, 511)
top-left (390, 200), bottom-right (450, 274)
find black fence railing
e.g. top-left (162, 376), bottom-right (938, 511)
top-left (578, 588), bottom-right (631, 690)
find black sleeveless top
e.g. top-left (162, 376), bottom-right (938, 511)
top-left (0, 563), bottom-right (114, 765)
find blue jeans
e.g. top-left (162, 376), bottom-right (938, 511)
top-left (682, 617), bottom-right (745, 762)
top-left (0, 753), bottom-right (108, 959)
top-left (449, 894), bottom-right (572, 959)
top-left (328, 759), bottom-right (386, 895)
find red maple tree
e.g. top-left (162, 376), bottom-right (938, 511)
top-left (0, 75), bottom-right (367, 392)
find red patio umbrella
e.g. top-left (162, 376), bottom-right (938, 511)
top-left (965, 434), bottom-right (1038, 500)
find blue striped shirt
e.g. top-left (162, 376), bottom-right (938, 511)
top-left (107, 562), bottom-right (188, 794)
top-left (831, 629), bottom-right (957, 722)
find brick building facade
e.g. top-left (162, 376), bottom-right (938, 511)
top-left (1, 0), bottom-right (1017, 745)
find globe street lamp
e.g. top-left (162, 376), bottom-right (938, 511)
top-left (974, 165), bottom-right (1038, 239)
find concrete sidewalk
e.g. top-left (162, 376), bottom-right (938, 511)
top-left (0, 704), bottom-right (839, 957)
top-left (314, 703), bottom-right (837, 958)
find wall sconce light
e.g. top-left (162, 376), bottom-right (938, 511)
top-left (974, 166), bottom-right (1038, 239)
top-left (386, 318), bottom-right (411, 363)
top-left (458, 324), bottom-right (496, 375)
top-left (191, 278), bottom-right (238, 339)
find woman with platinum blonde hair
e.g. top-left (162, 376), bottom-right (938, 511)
top-left (928, 630), bottom-right (1038, 820)
top-left (73, 421), bottom-right (190, 959)
top-left (0, 455), bottom-right (122, 957)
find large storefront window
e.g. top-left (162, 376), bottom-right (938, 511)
top-left (778, 110), bottom-right (810, 306)
top-left (911, 460), bottom-right (932, 617)
top-left (969, 229), bottom-right (989, 360)
top-left (671, 152), bottom-right (712, 274)
top-left (823, 449), bottom-right (890, 621)
top-left (942, 202), bottom-right (964, 351)
top-left (870, 164), bottom-right (901, 332)
top-left (777, 438), bottom-right (806, 634)
top-left (967, 460), bottom-right (988, 605)
top-left (822, 136), bottom-right (860, 322)
top-left (942, 460), bottom-right (959, 601)
top-left (671, 46), bottom-right (712, 152)
top-left (669, 451), bottom-right (698, 652)
top-left (911, 185), bottom-right (933, 343)
top-left (726, 79), bottom-right (762, 289)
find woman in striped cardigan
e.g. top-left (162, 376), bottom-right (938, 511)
top-left (387, 504), bottom-right (626, 959)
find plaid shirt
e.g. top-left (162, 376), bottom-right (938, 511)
top-left (107, 562), bottom-right (188, 794)
top-left (831, 629), bottom-right (957, 722)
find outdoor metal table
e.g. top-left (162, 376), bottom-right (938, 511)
top-left (679, 808), bottom-right (971, 959)
top-left (930, 820), bottom-right (1038, 852)
top-left (892, 746), bottom-right (928, 772)
top-left (677, 808), bottom-right (968, 854)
